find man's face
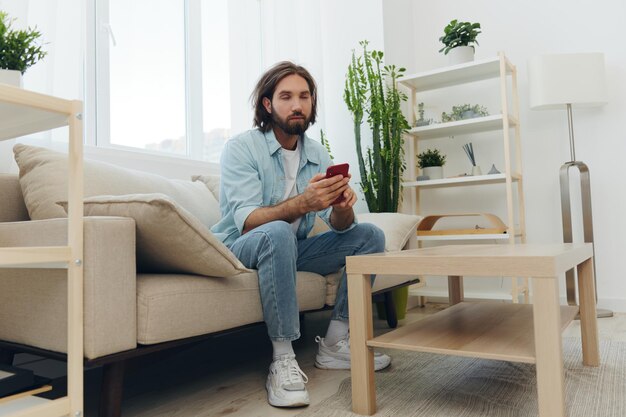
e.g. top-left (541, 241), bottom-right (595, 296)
top-left (263, 74), bottom-right (313, 135)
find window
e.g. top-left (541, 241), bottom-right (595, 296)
top-left (92, 0), bottom-right (261, 162)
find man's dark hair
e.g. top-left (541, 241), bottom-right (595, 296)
top-left (251, 61), bottom-right (318, 132)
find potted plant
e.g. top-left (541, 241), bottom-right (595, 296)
top-left (0, 10), bottom-right (47, 87)
top-left (417, 148), bottom-right (446, 180)
top-left (344, 40), bottom-right (411, 321)
top-left (414, 102), bottom-right (433, 127)
top-left (441, 103), bottom-right (489, 123)
top-left (344, 40), bottom-right (410, 214)
top-left (438, 19), bottom-right (481, 65)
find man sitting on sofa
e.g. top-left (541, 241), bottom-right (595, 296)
top-left (210, 61), bottom-right (390, 408)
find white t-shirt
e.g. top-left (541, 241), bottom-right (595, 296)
top-left (281, 143), bottom-right (302, 234)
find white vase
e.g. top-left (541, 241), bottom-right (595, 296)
top-left (423, 166), bottom-right (443, 180)
top-left (447, 46), bottom-right (474, 66)
top-left (0, 69), bottom-right (22, 87)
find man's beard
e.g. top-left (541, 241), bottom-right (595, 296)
top-left (271, 108), bottom-right (310, 136)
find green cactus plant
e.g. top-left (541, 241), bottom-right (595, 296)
top-left (344, 40), bottom-right (410, 213)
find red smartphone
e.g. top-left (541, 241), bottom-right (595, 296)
top-left (325, 163), bottom-right (350, 204)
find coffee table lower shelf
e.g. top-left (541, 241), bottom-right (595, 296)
top-left (367, 302), bottom-right (579, 364)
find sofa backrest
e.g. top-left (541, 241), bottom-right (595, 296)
top-left (0, 174), bottom-right (29, 222)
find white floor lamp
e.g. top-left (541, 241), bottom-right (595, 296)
top-left (528, 52), bottom-right (612, 318)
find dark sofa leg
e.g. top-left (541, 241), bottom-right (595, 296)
top-left (384, 291), bottom-right (398, 329)
top-left (0, 348), bottom-right (15, 365)
top-left (99, 360), bottom-right (126, 417)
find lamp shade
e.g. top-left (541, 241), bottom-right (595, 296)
top-left (528, 53), bottom-right (607, 110)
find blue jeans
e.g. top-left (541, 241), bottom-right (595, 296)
top-left (228, 221), bottom-right (385, 342)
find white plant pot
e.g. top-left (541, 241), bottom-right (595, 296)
top-left (423, 166), bottom-right (443, 180)
top-left (0, 69), bottom-right (22, 87)
top-left (447, 46), bottom-right (474, 66)
top-left (471, 165), bottom-right (483, 176)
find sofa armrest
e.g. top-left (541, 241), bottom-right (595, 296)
top-left (356, 212), bottom-right (422, 251)
top-left (0, 216), bottom-right (137, 359)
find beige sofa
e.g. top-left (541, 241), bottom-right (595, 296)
top-left (0, 144), bottom-right (421, 416)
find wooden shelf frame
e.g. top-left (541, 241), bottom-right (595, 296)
top-left (0, 83), bottom-right (84, 417)
top-left (399, 52), bottom-right (527, 302)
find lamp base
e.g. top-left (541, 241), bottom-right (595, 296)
top-left (560, 161), bottom-right (613, 319)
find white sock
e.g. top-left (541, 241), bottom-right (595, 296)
top-left (272, 340), bottom-right (295, 360)
top-left (324, 319), bottom-right (349, 346)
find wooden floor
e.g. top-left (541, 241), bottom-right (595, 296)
top-left (10, 303), bottom-right (626, 417)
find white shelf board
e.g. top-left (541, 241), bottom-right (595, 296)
top-left (403, 173), bottom-right (520, 189)
top-left (416, 231), bottom-right (523, 241)
top-left (417, 234), bottom-right (510, 241)
top-left (0, 84), bottom-right (73, 141)
top-left (398, 56), bottom-right (512, 92)
top-left (407, 114), bottom-right (517, 140)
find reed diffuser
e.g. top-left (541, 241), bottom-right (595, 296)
top-left (462, 143), bottom-right (482, 175)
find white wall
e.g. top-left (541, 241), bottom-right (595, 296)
top-left (383, 0), bottom-right (626, 311)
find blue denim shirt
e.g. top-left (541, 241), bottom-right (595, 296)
top-left (210, 128), bottom-right (356, 246)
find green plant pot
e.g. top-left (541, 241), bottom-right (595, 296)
top-left (376, 286), bottom-right (409, 321)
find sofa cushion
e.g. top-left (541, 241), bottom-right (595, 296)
top-left (13, 144), bottom-right (220, 228)
top-left (59, 194), bottom-right (249, 277)
top-left (136, 271), bottom-right (326, 344)
top-left (191, 174), bottom-right (220, 202)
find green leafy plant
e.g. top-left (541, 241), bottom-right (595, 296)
top-left (0, 11), bottom-right (47, 74)
top-left (441, 104), bottom-right (489, 123)
top-left (417, 149), bottom-right (446, 168)
top-left (344, 40), bottom-right (410, 213)
top-left (438, 19), bottom-right (481, 55)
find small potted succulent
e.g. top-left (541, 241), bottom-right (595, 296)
top-left (0, 10), bottom-right (47, 87)
top-left (414, 102), bottom-right (433, 127)
top-left (438, 19), bottom-right (481, 65)
top-left (417, 148), bottom-right (446, 180)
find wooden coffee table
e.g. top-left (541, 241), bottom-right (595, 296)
top-left (346, 243), bottom-right (599, 417)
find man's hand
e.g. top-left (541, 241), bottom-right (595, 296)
top-left (299, 173), bottom-right (350, 212)
top-left (243, 171), bottom-right (356, 234)
top-left (331, 181), bottom-right (357, 212)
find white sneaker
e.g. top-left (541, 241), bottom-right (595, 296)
top-left (266, 354), bottom-right (310, 407)
top-left (314, 335), bottom-right (391, 371)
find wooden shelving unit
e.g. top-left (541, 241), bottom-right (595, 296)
top-left (0, 83), bottom-right (84, 417)
top-left (399, 52), bottom-right (527, 302)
